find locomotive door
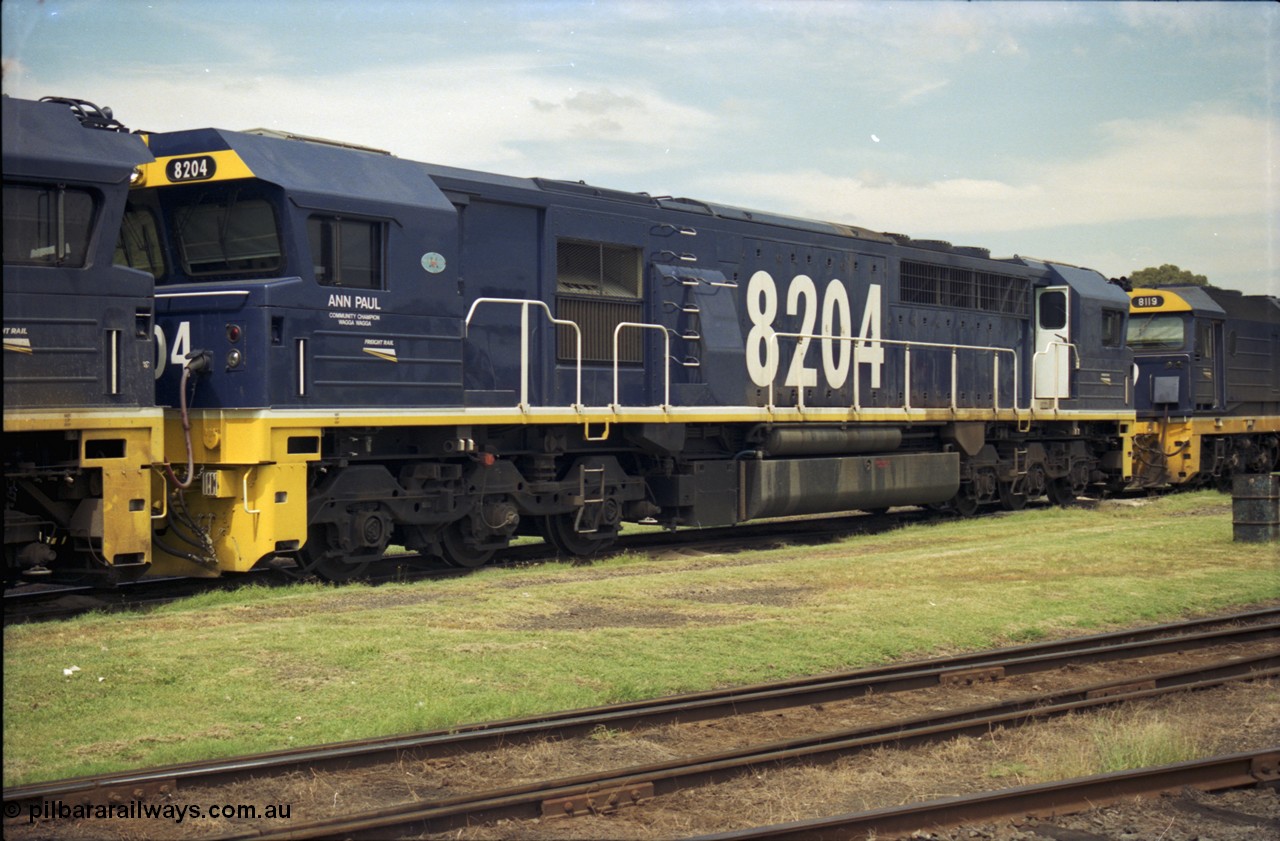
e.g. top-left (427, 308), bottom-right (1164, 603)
top-left (1033, 286), bottom-right (1072, 400)
top-left (1191, 319), bottom-right (1221, 410)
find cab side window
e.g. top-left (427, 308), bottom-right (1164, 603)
top-left (1101, 308), bottom-right (1124, 348)
top-left (2, 183), bottom-right (95, 267)
top-left (309, 216), bottom-right (383, 289)
top-left (1194, 320), bottom-right (1215, 359)
top-left (1038, 290), bottom-right (1067, 331)
top-left (116, 203), bottom-right (166, 277)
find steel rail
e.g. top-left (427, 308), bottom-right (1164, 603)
top-left (207, 655), bottom-right (1279, 840)
top-left (687, 748), bottom-right (1280, 841)
top-left (5, 609), bottom-right (1276, 809)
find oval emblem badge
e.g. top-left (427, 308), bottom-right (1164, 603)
top-left (421, 252), bottom-right (446, 274)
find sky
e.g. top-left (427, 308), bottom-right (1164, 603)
top-left (3, 0), bottom-right (1277, 296)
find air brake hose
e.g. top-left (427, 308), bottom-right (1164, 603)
top-left (163, 350), bottom-right (212, 489)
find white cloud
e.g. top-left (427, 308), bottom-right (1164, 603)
top-left (897, 79), bottom-right (951, 106)
top-left (692, 108), bottom-right (1277, 236)
top-left (7, 59), bottom-right (717, 178)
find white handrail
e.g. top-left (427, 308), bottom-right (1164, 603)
top-left (612, 322), bottom-right (672, 410)
top-left (464, 298), bottom-right (582, 410)
top-left (765, 330), bottom-right (1021, 412)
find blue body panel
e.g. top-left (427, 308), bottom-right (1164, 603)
top-left (139, 126), bottom-right (1133, 417)
top-left (4, 97), bottom-right (157, 412)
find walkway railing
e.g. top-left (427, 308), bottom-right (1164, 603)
top-left (765, 330), bottom-right (1022, 412)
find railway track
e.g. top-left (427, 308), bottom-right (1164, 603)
top-left (6, 608), bottom-right (1276, 840)
top-left (207, 657), bottom-right (1276, 841)
top-left (688, 749), bottom-right (1280, 840)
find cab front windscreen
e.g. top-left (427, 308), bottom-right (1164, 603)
top-left (1126, 313), bottom-right (1185, 350)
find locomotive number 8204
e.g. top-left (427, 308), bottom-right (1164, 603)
top-left (165, 155), bottom-right (216, 183)
top-left (745, 271), bottom-right (884, 389)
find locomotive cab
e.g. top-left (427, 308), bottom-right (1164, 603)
top-left (1128, 286), bottom-right (1226, 416)
top-left (1019, 259), bottom-right (1134, 413)
top-left (130, 128), bottom-right (464, 410)
top-left (121, 128), bottom-right (469, 574)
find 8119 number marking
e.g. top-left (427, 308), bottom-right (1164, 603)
top-left (166, 155), bottom-right (216, 183)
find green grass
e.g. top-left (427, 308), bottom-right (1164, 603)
top-left (1090, 717), bottom-right (1201, 772)
top-left (4, 491), bottom-right (1277, 786)
top-left (1039, 710), bottom-right (1207, 781)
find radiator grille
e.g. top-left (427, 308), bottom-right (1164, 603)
top-left (900, 261), bottom-right (1030, 317)
top-left (556, 297), bottom-right (644, 363)
top-left (555, 238), bottom-right (644, 364)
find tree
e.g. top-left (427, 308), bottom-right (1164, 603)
top-left (1128, 264), bottom-right (1210, 288)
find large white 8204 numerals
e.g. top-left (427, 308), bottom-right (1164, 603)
top-left (152, 320), bottom-right (192, 379)
top-left (745, 271), bottom-right (882, 390)
top-left (821, 278), bottom-right (851, 387)
top-left (855, 283), bottom-right (883, 388)
top-left (746, 270), bottom-right (779, 386)
top-left (785, 275), bottom-right (818, 388)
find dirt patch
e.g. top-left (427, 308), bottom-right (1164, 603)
top-left (673, 583), bottom-right (817, 607)
top-left (501, 604), bottom-right (732, 630)
top-left (497, 582), bottom-right (815, 629)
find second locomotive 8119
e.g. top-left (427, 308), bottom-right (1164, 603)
top-left (113, 123), bottom-right (1138, 579)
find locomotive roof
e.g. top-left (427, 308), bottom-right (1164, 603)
top-left (142, 124), bottom-right (1075, 273)
top-left (2, 96), bottom-right (152, 184)
top-left (1198, 285), bottom-right (1280, 325)
top-left (1016, 257), bottom-right (1127, 306)
top-left (1129, 286), bottom-right (1227, 317)
top-left (1130, 286), bottom-right (1280, 326)
top-left (140, 127), bottom-right (456, 216)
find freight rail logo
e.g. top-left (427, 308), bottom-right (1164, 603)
top-left (4, 327), bottom-right (32, 354)
top-left (362, 338), bottom-right (398, 362)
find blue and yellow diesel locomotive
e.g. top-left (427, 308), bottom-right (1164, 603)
top-left (1128, 285), bottom-right (1280, 487)
top-left (3, 97), bottom-right (162, 582)
top-left (112, 123), bottom-right (1138, 579)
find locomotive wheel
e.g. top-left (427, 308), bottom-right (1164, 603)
top-left (300, 540), bottom-right (373, 581)
top-left (540, 513), bottom-right (616, 558)
top-left (1045, 477), bottom-right (1077, 507)
top-left (310, 555), bottom-right (372, 582)
top-left (440, 520), bottom-right (496, 568)
top-left (948, 488), bottom-right (980, 517)
top-left (298, 527), bottom-right (373, 582)
top-left (997, 481), bottom-right (1027, 511)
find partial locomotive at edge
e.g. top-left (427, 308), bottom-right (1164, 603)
top-left (5, 96), bottom-right (1278, 583)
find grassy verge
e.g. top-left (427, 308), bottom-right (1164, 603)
top-left (4, 491), bottom-right (1276, 786)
